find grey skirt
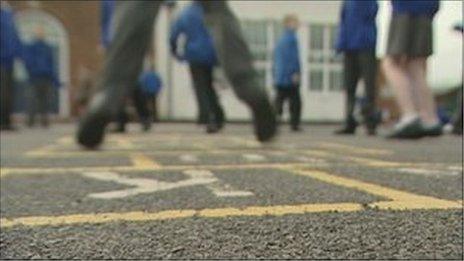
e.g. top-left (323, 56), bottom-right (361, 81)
top-left (386, 14), bottom-right (434, 57)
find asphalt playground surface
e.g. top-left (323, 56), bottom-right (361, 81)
top-left (0, 123), bottom-right (462, 259)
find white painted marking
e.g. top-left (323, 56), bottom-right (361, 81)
top-left (81, 170), bottom-right (253, 199)
top-left (397, 168), bottom-right (460, 177)
top-left (295, 156), bottom-right (326, 164)
top-left (179, 154), bottom-right (198, 163)
top-left (243, 153), bottom-right (266, 162)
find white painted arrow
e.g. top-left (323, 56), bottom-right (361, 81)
top-left (81, 170), bottom-right (253, 199)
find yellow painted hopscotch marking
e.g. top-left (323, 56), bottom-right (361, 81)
top-left (130, 153), bottom-right (161, 169)
top-left (1, 168), bottom-right (461, 228)
top-left (2, 135), bottom-right (461, 229)
top-left (317, 142), bottom-right (393, 156)
top-left (0, 203), bottom-right (363, 228)
top-left (289, 168), bottom-right (462, 210)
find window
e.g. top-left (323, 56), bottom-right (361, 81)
top-left (309, 25), bottom-right (324, 51)
top-left (240, 20), bottom-right (343, 93)
top-left (309, 69), bottom-right (323, 91)
top-left (307, 23), bottom-right (343, 92)
top-left (241, 21), bottom-right (269, 61)
top-left (240, 20), bottom-right (271, 89)
top-left (329, 70), bottom-right (343, 91)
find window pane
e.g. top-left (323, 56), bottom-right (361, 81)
top-left (309, 69), bottom-right (323, 91)
top-left (329, 70), bottom-right (344, 91)
top-left (241, 21), bottom-right (268, 61)
top-left (328, 25), bottom-right (338, 51)
top-left (309, 24), bottom-right (324, 51)
top-left (273, 21), bottom-right (284, 45)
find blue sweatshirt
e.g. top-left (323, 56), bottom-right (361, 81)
top-left (392, 0), bottom-right (440, 17)
top-left (100, 0), bottom-right (115, 49)
top-left (0, 6), bottom-right (22, 70)
top-left (139, 70), bottom-right (162, 95)
top-left (273, 29), bottom-right (301, 87)
top-left (23, 40), bottom-right (60, 88)
top-left (169, 2), bottom-right (217, 67)
top-left (336, 0), bottom-right (378, 52)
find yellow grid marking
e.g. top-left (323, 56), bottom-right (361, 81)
top-left (1, 169), bottom-right (461, 229)
top-left (0, 203), bottom-right (363, 228)
top-left (2, 136), bottom-right (461, 229)
top-left (317, 142), bottom-right (393, 156)
top-left (0, 163), bottom-right (310, 178)
top-left (289, 168), bottom-right (462, 210)
top-left (130, 153), bottom-right (161, 169)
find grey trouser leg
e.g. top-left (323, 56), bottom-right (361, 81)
top-left (454, 89), bottom-right (462, 132)
top-left (199, 1), bottom-right (269, 105)
top-left (343, 50), bottom-right (377, 127)
top-left (343, 52), bottom-right (360, 125)
top-left (28, 78), bottom-right (51, 127)
top-left (0, 66), bottom-right (14, 127)
top-left (95, 1), bottom-right (161, 113)
top-left (358, 50), bottom-right (378, 128)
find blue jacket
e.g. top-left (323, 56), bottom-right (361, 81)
top-left (273, 29), bottom-right (301, 87)
top-left (139, 70), bottom-right (162, 96)
top-left (23, 40), bottom-right (60, 88)
top-left (169, 2), bottom-right (217, 67)
top-left (100, 0), bottom-right (115, 49)
top-left (335, 0), bottom-right (378, 52)
top-left (392, 0), bottom-right (440, 17)
top-left (0, 6), bottom-right (22, 69)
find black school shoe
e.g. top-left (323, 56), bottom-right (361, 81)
top-left (387, 118), bottom-right (423, 139)
top-left (334, 121), bottom-right (358, 135)
top-left (251, 98), bottom-right (277, 142)
top-left (420, 123), bottom-right (443, 137)
top-left (76, 93), bottom-right (113, 149)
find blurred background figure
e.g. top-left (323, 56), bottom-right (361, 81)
top-left (273, 14), bottom-right (302, 132)
top-left (139, 61), bottom-right (163, 124)
top-left (451, 22), bottom-right (463, 135)
top-left (0, 1), bottom-right (22, 131)
top-left (383, 0), bottom-right (441, 139)
top-left (334, 0), bottom-right (379, 136)
top-left (23, 25), bottom-right (60, 128)
top-left (77, 1), bottom-right (276, 149)
top-left (114, 56), bottom-right (162, 133)
top-left (170, 1), bottom-right (225, 134)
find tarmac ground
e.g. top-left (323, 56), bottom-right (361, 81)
top-left (0, 123), bottom-right (462, 259)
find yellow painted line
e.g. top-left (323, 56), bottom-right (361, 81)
top-left (130, 153), bottom-right (160, 168)
top-left (0, 163), bottom-right (312, 178)
top-left (318, 142), bottom-right (393, 156)
top-left (289, 168), bottom-right (463, 210)
top-left (0, 203), bottom-right (363, 228)
top-left (57, 136), bottom-right (74, 145)
top-left (345, 156), bottom-right (404, 168)
top-left (25, 144), bottom-right (59, 157)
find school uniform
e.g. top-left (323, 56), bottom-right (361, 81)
top-left (0, 5), bottom-right (22, 130)
top-left (387, 0), bottom-right (440, 58)
top-left (23, 39), bottom-right (60, 127)
top-left (170, 2), bottom-right (225, 129)
top-left (335, 0), bottom-right (379, 134)
top-left (273, 28), bottom-right (302, 130)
